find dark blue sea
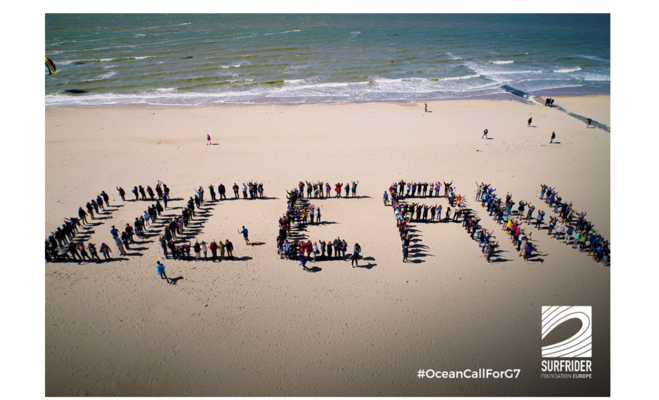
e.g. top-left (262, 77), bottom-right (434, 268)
top-left (45, 14), bottom-right (610, 106)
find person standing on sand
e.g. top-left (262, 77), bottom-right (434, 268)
top-left (101, 191), bottom-right (110, 207)
top-left (351, 243), bottom-right (361, 268)
top-left (209, 185), bottom-right (216, 201)
top-left (100, 243), bottom-right (112, 260)
top-left (550, 131), bottom-right (556, 144)
top-left (482, 129), bottom-right (488, 139)
top-left (114, 236), bottom-right (128, 256)
top-left (78, 207), bottom-right (88, 225)
top-left (86, 202), bottom-right (95, 219)
top-left (88, 242), bottom-right (100, 261)
top-left (218, 183), bottom-right (226, 200)
top-left (157, 261), bottom-right (171, 284)
top-left (586, 118), bottom-right (592, 127)
top-left (207, 134), bottom-right (211, 145)
top-left (116, 187), bottom-right (126, 201)
top-left (225, 239), bottom-right (234, 259)
top-left (193, 240), bottom-right (201, 260)
top-left (201, 240), bottom-right (208, 260)
top-left (527, 117), bottom-right (532, 127)
top-left (210, 240), bottom-right (218, 260)
top-left (535, 210), bottom-right (546, 228)
top-left (424, 103), bottom-right (428, 112)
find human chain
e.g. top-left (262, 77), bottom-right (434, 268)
top-left (46, 181), bottom-right (609, 268)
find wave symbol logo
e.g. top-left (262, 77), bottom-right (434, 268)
top-left (541, 306), bottom-right (592, 358)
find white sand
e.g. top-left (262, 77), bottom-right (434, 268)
top-left (45, 97), bottom-right (610, 396)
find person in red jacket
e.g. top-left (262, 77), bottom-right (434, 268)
top-left (209, 240), bottom-right (218, 260)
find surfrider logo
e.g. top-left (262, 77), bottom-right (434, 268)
top-left (541, 306), bottom-right (592, 358)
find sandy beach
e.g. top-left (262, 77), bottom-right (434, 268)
top-left (45, 96), bottom-right (610, 396)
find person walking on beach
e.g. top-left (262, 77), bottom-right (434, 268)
top-left (206, 134), bottom-right (211, 145)
top-left (482, 128), bottom-right (488, 139)
top-left (299, 255), bottom-right (308, 270)
top-left (402, 244), bottom-right (408, 263)
top-left (550, 131), bottom-right (556, 144)
top-left (586, 118), bottom-right (592, 127)
top-left (157, 261), bottom-right (171, 284)
top-left (238, 226), bottom-right (250, 245)
top-left (527, 117), bottom-right (532, 127)
top-left (233, 183), bottom-right (239, 199)
top-left (424, 103), bottom-right (428, 112)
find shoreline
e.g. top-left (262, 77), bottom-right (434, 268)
top-left (45, 92), bottom-right (610, 109)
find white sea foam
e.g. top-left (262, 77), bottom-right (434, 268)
top-left (439, 74), bottom-right (482, 81)
top-left (488, 70), bottom-right (542, 75)
top-left (554, 66), bottom-right (582, 73)
top-left (492, 60), bottom-right (514, 64)
top-left (578, 55), bottom-right (607, 62)
top-left (578, 72), bottom-right (610, 82)
top-left (220, 64), bottom-right (241, 69)
top-left (263, 29), bottom-right (301, 36)
top-left (136, 22), bottom-right (192, 31)
top-left (98, 71), bottom-right (116, 80)
top-left (133, 56), bottom-right (150, 60)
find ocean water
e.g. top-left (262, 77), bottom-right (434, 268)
top-left (45, 14), bottom-right (610, 106)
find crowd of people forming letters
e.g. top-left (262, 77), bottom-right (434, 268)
top-left (46, 178), bottom-right (609, 269)
top-left (277, 182), bottom-right (363, 270)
